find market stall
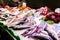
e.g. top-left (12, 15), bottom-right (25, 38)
top-left (0, 0), bottom-right (60, 40)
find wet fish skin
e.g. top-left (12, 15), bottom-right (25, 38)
top-left (44, 28), bottom-right (57, 40)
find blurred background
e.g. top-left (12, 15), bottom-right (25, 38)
top-left (0, 0), bottom-right (60, 10)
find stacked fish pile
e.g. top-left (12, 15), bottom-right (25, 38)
top-left (22, 21), bottom-right (60, 40)
top-left (0, 5), bottom-right (60, 40)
